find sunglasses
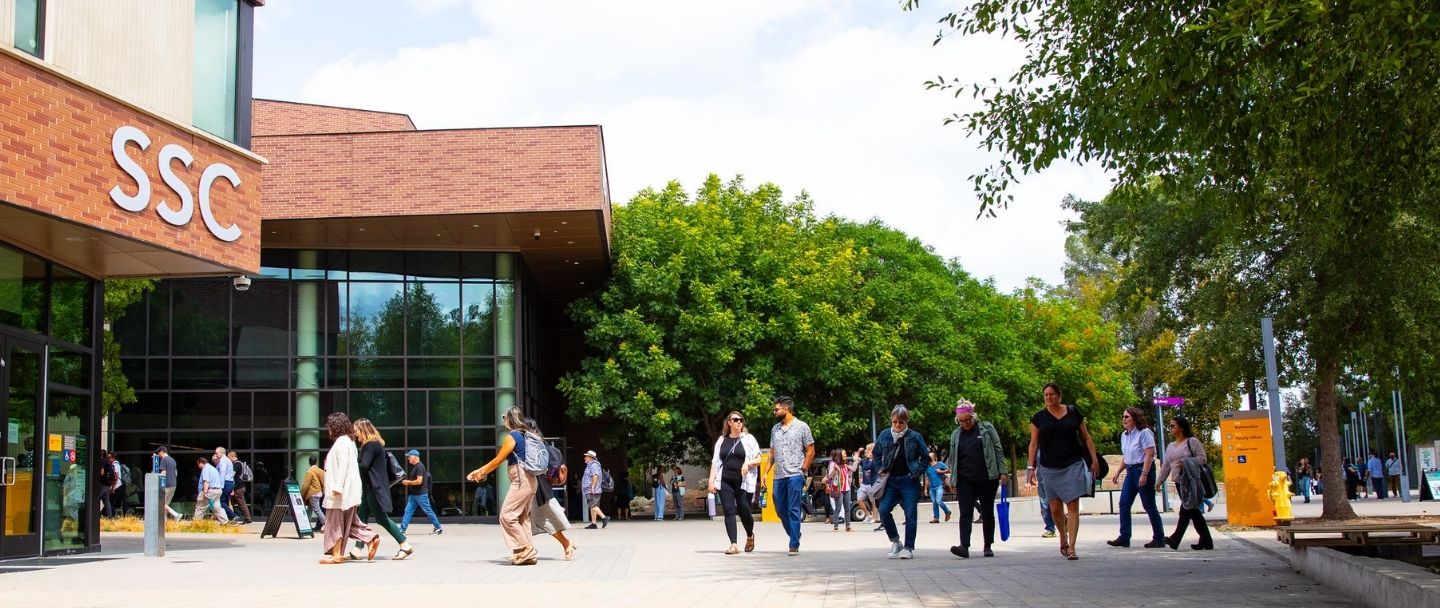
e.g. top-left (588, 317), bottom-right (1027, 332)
top-left (729, 417), bottom-right (743, 422)
top-left (1122, 414), bottom-right (1132, 419)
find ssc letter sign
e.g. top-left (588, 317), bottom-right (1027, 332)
top-left (109, 125), bottom-right (243, 242)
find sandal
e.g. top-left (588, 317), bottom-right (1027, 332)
top-left (1059, 540), bottom-right (1070, 557)
top-left (510, 546), bottom-right (538, 564)
top-left (744, 536), bottom-right (755, 553)
top-left (564, 542), bottom-right (577, 561)
top-left (725, 545), bottom-right (739, 555)
top-left (1067, 549), bottom-right (1078, 561)
top-left (392, 546), bottom-right (414, 560)
top-left (319, 556), bottom-right (345, 565)
top-left (366, 537), bottom-right (380, 561)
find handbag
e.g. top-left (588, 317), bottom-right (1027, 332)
top-left (997, 483), bottom-right (1011, 541)
top-left (873, 430), bottom-right (908, 496)
top-left (1187, 438), bottom-right (1218, 499)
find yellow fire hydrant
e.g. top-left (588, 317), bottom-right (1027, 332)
top-left (1270, 471), bottom-right (1294, 523)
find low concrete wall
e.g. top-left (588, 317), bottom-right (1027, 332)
top-left (1289, 546), bottom-right (1440, 608)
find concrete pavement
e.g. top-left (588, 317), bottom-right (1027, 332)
top-left (0, 496), bottom-right (1359, 607)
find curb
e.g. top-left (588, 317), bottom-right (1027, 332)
top-left (1225, 530), bottom-right (1440, 608)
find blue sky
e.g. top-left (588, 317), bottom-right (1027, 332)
top-left (253, 1), bottom-right (1111, 291)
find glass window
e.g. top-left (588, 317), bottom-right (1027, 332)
top-left (170, 430), bottom-right (231, 455)
top-left (429, 428), bottom-right (460, 447)
top-left (253, 392), bottom-right (289, 428)
top-left (114, 392), bottom-right (167, 430)
top-left (462, 358), bottom-right (495, 388)
top-left (148, 359), bottom-right (170, 390)
top-left (231, 392), bottom-right (252, 428)
top-left (148, 283), bottom-right (171, 356)
top-left (235, 358), bottom-right (287, 388)
top-left (49, 349), bottom-right (90, 389)
top-left (408, 358), bottom-right (459, 388)
top-left (121, 358), bottom-right (145, 389)
top-left (349, 391), bottom-right (403, 427)
top-left (429, 390), bottom-right (461, 426)
top-left (233, 279), bottom-right (288, 356)
top-left (172, 280), bottom-right (230, 356)
top-left (0, 244), bottom-right (46, 335)
top-left (351, 358), bottom-right (403, 389)
top-left (345, 282), bottom-right (404, 356)
top-left (406, 390), bottom-right (426, 427)
top-left (291, 280), bottom-right (336, 357)
top-left (461, 283), bottom-right (494, 356)
top-left (13, 0), bottom-right (42, 58)
top-left (406, 252), bottom-right (460, 281)
top-left (407, 283), bottom-right (461, 355)
top-left (172, 358), bottom-right (228, 389)
top-left (461, 252), bottom-right (495, 281)
top-left (193, 0), bottom-right (238, 141)
top-left (463, 426), bottom-right (491, 447)
top-left (463, 390), bottom-right (495, 426)
top-left (45, 392), bottom-right (89, 552)
top-left (171, 392), bottom-right (229, 429)
top-left (348, 251), bottom-right (403, 281)
top-left (252, 431), bottom-right (288, 451)
top-left (324, 358), bottom-right (346, 389)
top-left (257, 249), bottom-right (292, 279)
top-left (50, 265), bottom-right (92, 346)
top-left (113, 296), bottom-right (147, 356)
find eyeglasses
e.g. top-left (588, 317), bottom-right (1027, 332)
top-left (957, 417), bottom-right (975, 424)
top-left (1122, 414), bottom-right (1132, 419)
top-left (729, 417), bottom-right (743, 422)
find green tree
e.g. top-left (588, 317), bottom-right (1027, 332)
top-left (102, 279), bottom-right (154, 415)
top-left (559, 176), bottom-right (903, 464)
top-left (905, 0), bottom-right (1440, 519)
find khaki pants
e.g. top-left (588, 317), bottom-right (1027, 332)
top-left (193, 488), bottom-right (229, 523)
top-left (499, 467), bottom-right (536, 550)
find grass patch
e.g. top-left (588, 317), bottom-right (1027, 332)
top-left (100, 515), bottom-right (247, 534)
top-left (1216, 524), bottom-right (1266, 533)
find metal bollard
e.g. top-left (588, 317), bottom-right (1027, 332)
top-left (143, 473), bottom-right (165, 557)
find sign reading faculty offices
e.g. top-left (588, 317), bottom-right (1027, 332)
top-left (110, 125), bottom-right (243, 242)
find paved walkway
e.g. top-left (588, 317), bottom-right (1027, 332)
top-left (0, 497), bottom-right (1357, 607)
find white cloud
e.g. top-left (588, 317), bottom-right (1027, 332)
top-left (285, 1), bottom-right (1112, 291)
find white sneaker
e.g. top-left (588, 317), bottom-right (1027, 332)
top-left (887, 541), bottom-right (903, 559)
top-left (899, 548), bottom-right (914, 560)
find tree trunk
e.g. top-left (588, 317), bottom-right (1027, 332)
top-left (1314, 355), bottom-right (1357, 520)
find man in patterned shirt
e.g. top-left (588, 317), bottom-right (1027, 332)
top-left (767, 396), bottom-right (815, 556)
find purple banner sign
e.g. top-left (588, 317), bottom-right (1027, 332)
top-left (1152, 397), bottom-right (1185, 407)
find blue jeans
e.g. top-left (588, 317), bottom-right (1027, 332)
top-left (773, 475), bottom-right (806, 550)
top-left (1117, 464), bottom-right (1164, 543)
top-left (879, 475), bottom-right (920, 550)
top-left (1298, 475), bottom-right (1312, 502)
top-left (401, 493), bottom-right (442, 531)
top-left (221, 480), bottom-right (235, 519)
top-left (653, 487), bottom-right (666, 519)
top-left (929, 484), bottom-right (950, 520)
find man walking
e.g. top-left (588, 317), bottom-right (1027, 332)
top-left (399, 450), bottom-right (443, 535)
top-left (214, 446), bottom-right (236, 519)
top-left (1385, 452), bottom-right (1402, 495)
top-left (193, 456), bottom-right (229, 523)
top-left (227, 451), bottom-right (254, 524)
top-left (767, 395), bottom-right (815, 556)
top-left (154, 446), bottom-right (181, 521)
top-left (581, 450), bottom-right (610, 529)
top-left (300, 455), bottom-right (326, 531)
top-left (1366, 452), bottom-right (1387, 500)
top-left (924, 451), bottom-right (952, 524)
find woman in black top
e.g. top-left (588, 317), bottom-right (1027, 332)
top-left (708, 411), bottom-right (761, 554)
top-left (351, 418), bottom-right (414, 561)
top-left (1024, 383), bottom-right (1099, 560)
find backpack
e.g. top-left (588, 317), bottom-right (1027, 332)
top-left (98, 462), bottom-right (116, 487)
top-left (237, 461), bottom-right (254, 483)
top-left (544, 444), bottom-right (567, 485)
top-left (385, 451), bottom-right (405, 486)
top-left (119, 463), bottom-right (132, 486)
top-left (519, 432), bottom-right (550, 476)
top-left (601, 469), bottom-right (615, 493)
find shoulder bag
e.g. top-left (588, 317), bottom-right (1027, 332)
top-left (1186, 437), bottom-right (1218, 499)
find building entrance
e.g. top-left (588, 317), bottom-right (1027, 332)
top-left (0, 335), bottom-right (45, 558)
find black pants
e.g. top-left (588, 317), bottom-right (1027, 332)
top-left (717, 478), bottom-right (754, 544)
top-left (1170, 507), bottom-right (1213, 546)
top-left (954, 477), bottom-right (998, 548)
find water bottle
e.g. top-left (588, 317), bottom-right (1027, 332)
top-left (759, 488), bottom-right (768, 509)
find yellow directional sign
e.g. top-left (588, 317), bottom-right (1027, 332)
top-left (1221, 410), bottom-right (1276, 526)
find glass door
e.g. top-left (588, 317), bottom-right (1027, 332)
top-left (1, 336), bottom-right (45, 558)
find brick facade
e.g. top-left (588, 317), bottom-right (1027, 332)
top-left (252, 127), bottom-right (606, 220)
top-left (0, 50), bottom-right (263, 275)
top-left (252, 99), bottom-right (416, 137)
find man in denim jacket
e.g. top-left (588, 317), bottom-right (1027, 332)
top-left (873, 404), bottom-right (929, 559)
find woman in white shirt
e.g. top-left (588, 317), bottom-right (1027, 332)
top-left (1107, 407), bottom-right (1165, 548)
top-left (320, 412), bottom-right (378, 564)
top-left (708, 411), bottom-right (762, 555)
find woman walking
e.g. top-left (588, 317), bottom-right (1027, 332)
top-left (319, 412), bottom-right (378, 565)
top-left (1296, 457), bottom-right (1314, 504)
top-left (1107, 407), bottom-right (1166, 548)
top-left (947, 400), bottom-right (1007, 558)
top-left (707, 411), bottom-right (761, 554)
top-left (351, 419), bottom-right (415, 560)
top-left (526, 418), bottom-right (577, 560)
top-left (652, 468), bottom-right (667, 520)
top-left (875, 404), bottom-right (929, 560)
top-left (826, 449), bottom-right (853, 531)
top-left (854, 444), bottom-right (881, 530)
top-left (1157, 416), bottom-right (1214, 550)
top-left (1025, 383), bottom-right (1099, 561)
top-left (671, 466), bottom-right (687, 521)
top-left (467, 407), bottom-right (541, 565)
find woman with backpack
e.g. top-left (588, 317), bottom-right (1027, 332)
top-left (826, 449), bottom-right (853, 532)
top-left (350, 419), bottom-right (415, 561)
top-left (467, 406), bottom-right (541, 565)
top-left (707, 410), bottom-right (761, 554)
top-left (1156, 416), bottom-right (1214, 551)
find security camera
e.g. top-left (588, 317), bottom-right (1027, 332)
top-left (533, 228), bottom-right (541, 241)
top-left (233, 276), bottom-right (251, 291)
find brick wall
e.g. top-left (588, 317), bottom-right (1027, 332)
top-left (252, 99), bottom-right (416, 136)
top-left (253, 126), bottom-right (606, 220)
top-left (0, 51), bottom-right (263, 274)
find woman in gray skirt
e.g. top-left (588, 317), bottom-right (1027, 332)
top-left (1024, 383), bottom-right (1099, 560)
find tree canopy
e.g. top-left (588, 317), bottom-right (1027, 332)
top-left (907, 0), bottom-right (1440, 518)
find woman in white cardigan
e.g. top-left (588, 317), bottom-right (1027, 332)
top-left (707, 411), bottom-right (762, 555)
top-left (320, 412), bottom-right (378, 564)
